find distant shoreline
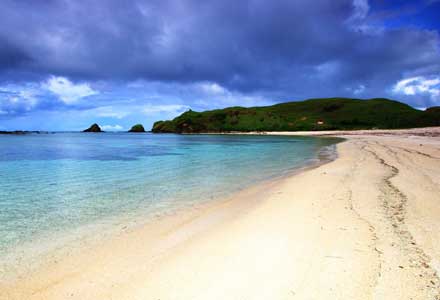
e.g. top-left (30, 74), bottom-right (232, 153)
top-left (0, 131), bottom-right (49, 135)
top-left (181, 126), bottom-right (440, 137)
top-left (2, 126), bottom-right (439, 136)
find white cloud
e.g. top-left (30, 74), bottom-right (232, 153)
top-left (351, 0), bottom-right (369, 21)
top-left (12, 90), bottom-right (38, 110)
top-left (43, 76), bottom-right (98, 104)
top-left (126, 80), bottom-right (148, 88)
top-left (393, 76), bottom-right (440, 100)
top-left (125, 80), bottom-right (269, 110)
top-left (142, 104), bottom-right (190, 115)
top-left (193, 81), bottom-right (269, 108)
top-left (198, 82), bottom-right (227, 95)
top-left (101, 124), bottom-right (123, 131)
top-left (314, 61), bottom-right (341, 78)
top-left (345, 84), bottom-right (366, 95)
top-left (0, 84), bottom-right (39, 112)
top-left (83, 104), bottom-right (189, 120)
top-left (354, 84), bottom-right (366, 95)
top-left (345, 0), bottom-right (381, 35)
top-left (92, 106), bottom-right (130, 119)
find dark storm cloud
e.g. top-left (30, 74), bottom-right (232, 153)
top-left (0, 0), bottom-right (439, 107)
top-left (0, 36), bottom-right (31, 70)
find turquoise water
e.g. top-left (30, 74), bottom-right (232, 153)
top-left (0, 133), bottom-right (339, 270)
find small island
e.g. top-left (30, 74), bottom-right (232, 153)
top-left (128, 124), bottom-right (146, 133)
top-left (83, 123), bottom-right (103, 132)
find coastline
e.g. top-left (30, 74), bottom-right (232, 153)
top-left (0, 135), bottom-right (337, 286)
top-left (197, 126), bottom-right (440, 137)
top-left (2, 128), bottom-right (440, 299)
top-left (1, 152), bottom-right (336, 299)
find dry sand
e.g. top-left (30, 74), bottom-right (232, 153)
top-left (2, 128), bottom-right (440, 300)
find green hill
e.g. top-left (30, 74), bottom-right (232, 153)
top-left (128, 124), bottom-right (146, 132)
top-left (152, 98), bottom-right (440, 133)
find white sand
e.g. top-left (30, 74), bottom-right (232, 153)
top-left (2, 128), bottom-right (440, 300)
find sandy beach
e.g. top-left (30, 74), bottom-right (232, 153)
top-left (2, 128), bottom-right (440, 300)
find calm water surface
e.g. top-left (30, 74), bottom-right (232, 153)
top-left (0, 133), bottom-right (340, 271)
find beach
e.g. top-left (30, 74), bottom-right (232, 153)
top-left (2, 128), bottom-right (440, 300)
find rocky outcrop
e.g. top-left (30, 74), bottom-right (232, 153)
top-left (128, 124), bottom-right (146, 132)
top-left (83, 123), bottom-right (102, 132)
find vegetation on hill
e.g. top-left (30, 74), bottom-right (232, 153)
top-left (128, 124), bottom-right (146, 132)
top-left (152, 98), bottom-right (440, 133)
top-left (83, 123), bottom-right (102, 132)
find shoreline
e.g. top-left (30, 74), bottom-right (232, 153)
top-left (0, 136), bottom-right (338, 285)
top-left (1, 150), bottom-right (338, 299)
top-left (2, 128), bottom-right (440, 299)
top-left (191, 126), bottom-right (440, 137)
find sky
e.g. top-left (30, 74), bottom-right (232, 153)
top-left (0, 0), bottom-right (439, 131)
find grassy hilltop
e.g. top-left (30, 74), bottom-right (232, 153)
top-left (152, 98), bottom-right (440, 133)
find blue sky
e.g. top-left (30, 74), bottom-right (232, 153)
top-left (0, 0), bottom-right (439, 131)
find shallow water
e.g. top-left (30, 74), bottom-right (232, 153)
top-left (0, 133), bottom-right (339, 271)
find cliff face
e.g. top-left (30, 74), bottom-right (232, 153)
top-left (152, 98), bottom-right (440, 133)
top-left (83, 123), bottom-right (102, 132)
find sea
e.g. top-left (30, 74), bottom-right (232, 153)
top-left (0, 132), bottom-right (340, 276)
